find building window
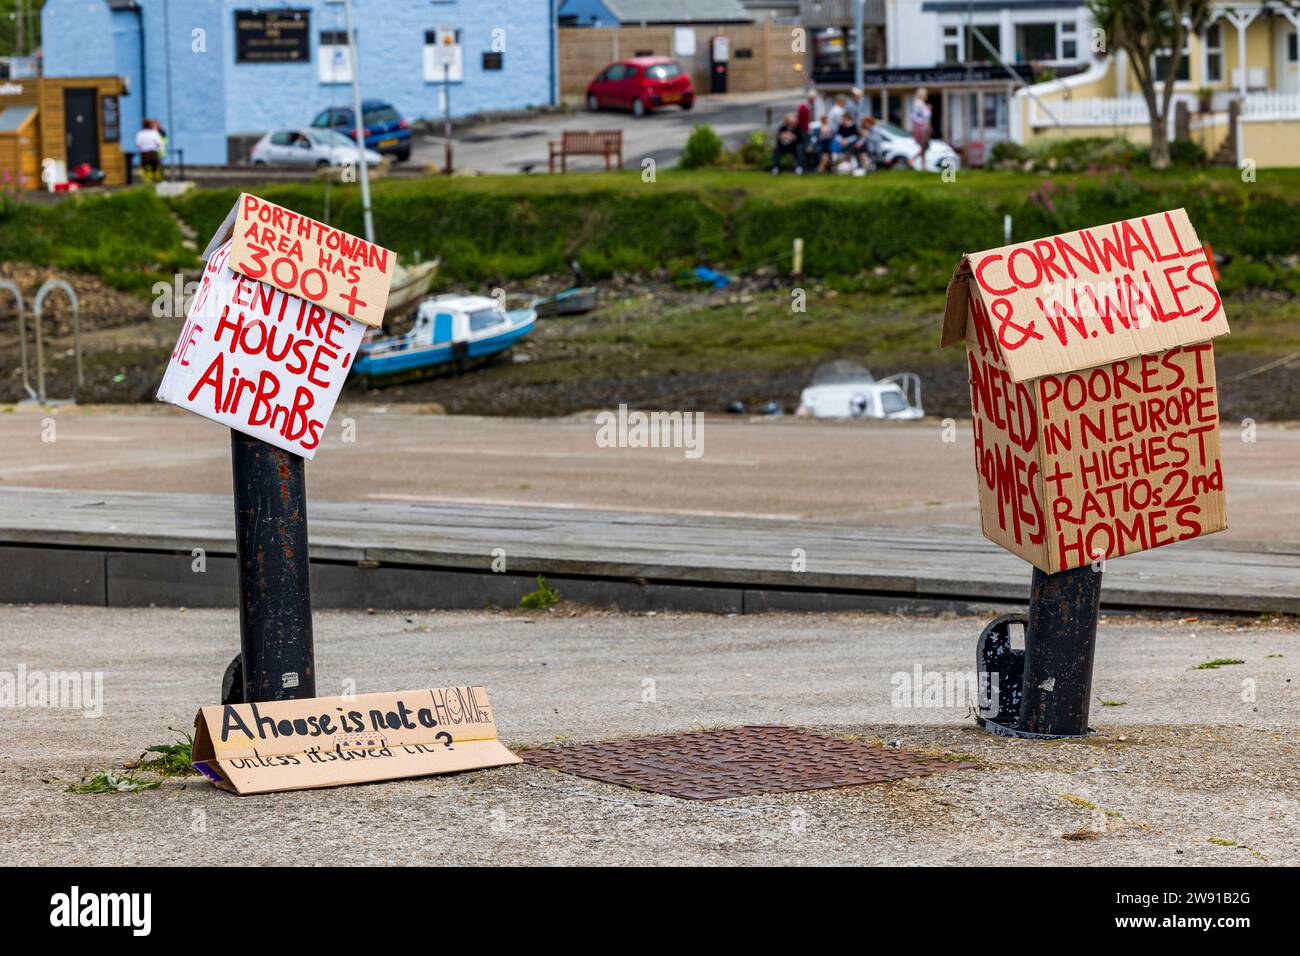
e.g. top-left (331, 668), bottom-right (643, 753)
top-left (965, 24), bottom-right (1001, 62)
top-left (1204, 23), bottom-right (1223, 82)
top-left (969, 91), bottom-right (1008, 131)
top-left (482, 51), bottom-right (503, 70)
top-left (318, 30), bottom-right (352, 83)
top-left (812, 28), bottom-right (845, 76)
top-left (423, 28), bottom-right (463, 82)
top-left (1154, 37), bottom-right (1191, 83)
top-left (943, 25), bottom-right (960, 64)
top-left (1015, 23), bottom-right (1056, 62)
top-left (1060, 21), bottom-right (1078, 60)
top-left (1289, 30), bottom-right (1298, 64)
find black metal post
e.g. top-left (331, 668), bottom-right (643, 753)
top-left (1018, 564), bottom-right (1102, 737)
top-left (443, 63), bottom-right (454, 175)
top-left (230, 431), bottom-right (316, 703)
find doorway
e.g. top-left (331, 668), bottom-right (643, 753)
top-left (1278, 25), bottom-right (1299, 94)
top-left (63, 87), bottom-right (100, 169)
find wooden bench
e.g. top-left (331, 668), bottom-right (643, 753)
top-left (548, 130), bottom-right (623, 173)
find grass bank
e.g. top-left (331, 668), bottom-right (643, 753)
top-left (166, 168), bottom-right (1300, 295)
top-left (3, 170), bottom-right (1298, 417)
top-left (4, 168), bottom-right (1300, 297)
top-left (0, 190), bottom-right (194, 295)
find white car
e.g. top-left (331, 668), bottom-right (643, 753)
top-left (250, 128), bottom-right (382, 168)
top-left (797, 362), bottom-right (924, 420)
top-left (872, 121), bottom-right (961, 173)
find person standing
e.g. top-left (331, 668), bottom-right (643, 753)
top-left (846, 87), bottom-right (863, 124)
top-left (909, 87), bottom-right (933, 171)
top-left (135, 119), bottom-right (162, 183)
top-left (796, 88), bottom-right (815, 135)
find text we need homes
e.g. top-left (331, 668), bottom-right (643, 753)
top-left (963, 212), bottom-right (1226, 572)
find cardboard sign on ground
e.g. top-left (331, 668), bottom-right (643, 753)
top-left (942, 208), bottom-right (1230, 573)
top-left (156, 236), bottom-right (365, 458)
top-left (191, 686), bottom-right (520, 795)
top-left (204, 192), bottom-right (394, 330)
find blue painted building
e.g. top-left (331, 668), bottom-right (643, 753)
top-left (41, 0), bottom-right (558, 165)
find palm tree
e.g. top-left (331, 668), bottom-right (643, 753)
top-left (1088, 0), bottom-right (1211, 169)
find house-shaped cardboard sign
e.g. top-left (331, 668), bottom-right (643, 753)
top-left (942, 208), bottom-right (1230, 573)
top-left (191, 686), bottom-right (520, 795)
top-left (157, 193), bottom-right (396, 459)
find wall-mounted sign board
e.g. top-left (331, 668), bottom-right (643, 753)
top-left (234, 9), bottom-right (311, 63)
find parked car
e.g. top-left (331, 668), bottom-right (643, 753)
top-left (310, 99), bottom-right (411, 160)
top-left (250, 128), bottom-right (383, 168)
top-left (873, 121), bottom-right (961, 172)
top-left (586, 57), bottom-right (694, 117)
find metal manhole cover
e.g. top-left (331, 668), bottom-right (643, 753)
top-left (522, 725), bottom-right (971, 800)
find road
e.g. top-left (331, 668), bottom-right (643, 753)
top-left (0, 405), bottom-right (1296, 550)
top-left (411, 88), bottom-right (802, 173)
top-left (2, 605), bottom-right (1295, 866)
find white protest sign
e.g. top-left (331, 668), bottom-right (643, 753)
top-left (156, 237), bottom-right (365, 459)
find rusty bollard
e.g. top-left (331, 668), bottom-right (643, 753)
top-left (224, 431), bottom-right (316, 705)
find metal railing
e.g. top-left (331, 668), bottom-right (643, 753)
top-left (2, 279), bottom-right (83, 404)
top-left (1032, 96), bottom-right (1151, 126)
top-left (1240, 91), bottom-right (1300, 117)
top-left (1031, 91), bottom-right (1300, 130)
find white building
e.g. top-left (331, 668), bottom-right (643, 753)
top-left (888, 0), bottom-right (1090, 149)
top-left (806, 0), bottom-right (1093, 156)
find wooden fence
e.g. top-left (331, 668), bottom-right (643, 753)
top-left (559, 22), bottom-right (804, 96)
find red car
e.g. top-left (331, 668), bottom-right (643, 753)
top-left (585, 57), bottom-right (694, 117)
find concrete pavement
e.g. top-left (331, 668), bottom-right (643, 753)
top-left (0, 405), bottom-right (1295, 550)
top-left (1, 605), bottom-right (1295, 865)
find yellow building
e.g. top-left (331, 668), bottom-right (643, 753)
top-left (1012, 1), bottom-right (1300, 166)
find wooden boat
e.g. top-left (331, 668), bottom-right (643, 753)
top-left (383, 258), bottom-right (440, 321)
top-left (533, 284), bottom-right (597, 317)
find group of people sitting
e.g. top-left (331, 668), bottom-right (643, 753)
top-left (771, 90), bottom-right (880, 176)
top-left (770, 87), bottom-right (934, 176)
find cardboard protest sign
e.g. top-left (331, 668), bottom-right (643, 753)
top-left (191, 686), bottom-right (520, 795)
top-left (156, 237), bottom-right (363, 458)
top-left (207, 192), bottom-right (394, 329)
top-left (942, 208), bottom-right (1229, 573)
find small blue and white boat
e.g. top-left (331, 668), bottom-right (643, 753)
top-left (353, 294), bottom-right (536, 382)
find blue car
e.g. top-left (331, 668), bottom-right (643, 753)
top-left (310, 99), bottom-right (411, 161)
